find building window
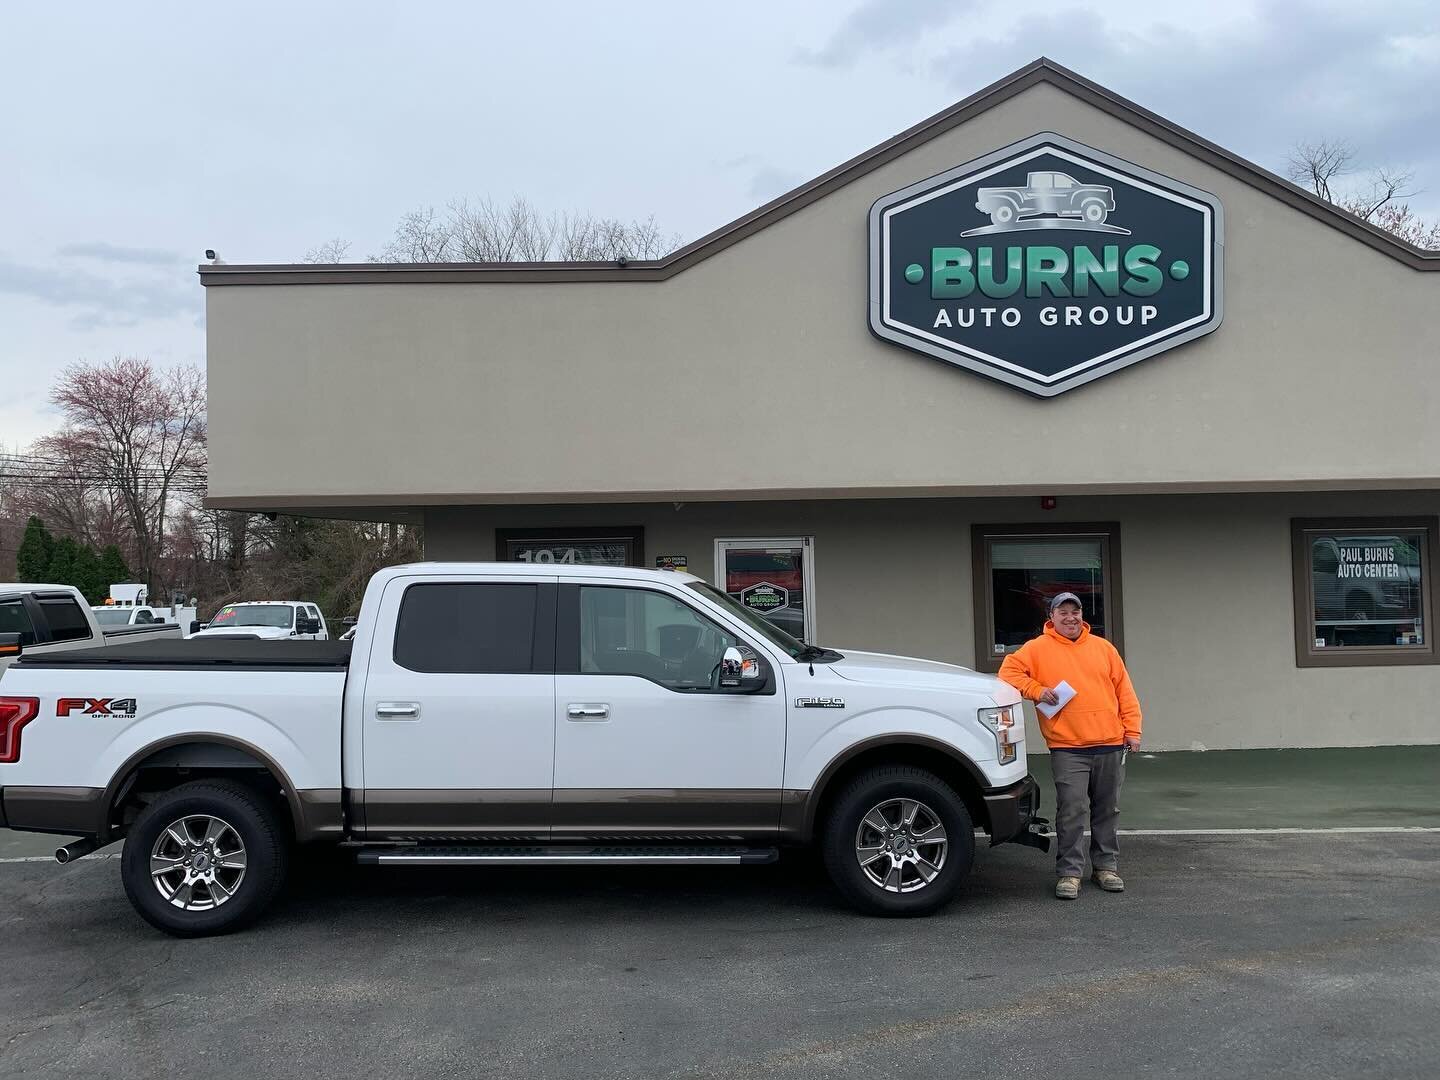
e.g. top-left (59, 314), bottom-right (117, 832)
top-left (1292, 518), bottom-right (1438, 668)
top-left (496, 527), bottom-right (643, 567)
top-left (971, 523), bottom-right (1123, 673)
top-left (714, 538), bottom-right (816, 644)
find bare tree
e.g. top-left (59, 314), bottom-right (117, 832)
top-left (317, 196), bottom-right (681, 265)
top-left (1287, 139), bottom-right (1356, 203)
top-left (303, 238), bottom-right (352, 263)
top-left (46, 357), bottom-right (207, 594)
top-left (1289, 139), bottom-right (1439, 248)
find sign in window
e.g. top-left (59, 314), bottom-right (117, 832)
top-left (1306, 529), bottom-right (1425, 651)
top-left (716, 539), bottom-right (814, 643)
top-left (498, 528), bottom-right (642, 567)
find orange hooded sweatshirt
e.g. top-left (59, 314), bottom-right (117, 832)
top-left (997, 621), bottom-right (1142, 750)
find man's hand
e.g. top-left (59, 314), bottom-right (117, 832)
top-left (1124, 735), bottom-right (1141, 750)
top-left (1039, 687), bottom-right (1060, 706)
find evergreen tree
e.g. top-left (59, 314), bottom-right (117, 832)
top-left (71, 546), bottom-right (105, 603)
top-left (97, 547), bottom-right (132, 596)
top-left (46, 537), bottom-right (80, 589)
top-left (16, 516), bottom-right (55, 581)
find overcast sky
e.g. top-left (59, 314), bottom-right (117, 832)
top-left (3, 0), bottom-right (1436, 448)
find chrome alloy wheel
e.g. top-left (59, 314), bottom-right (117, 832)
top-left (149, 815), bottom-right (248, 911)
top-left (854, 798), bottom-right (948, 893)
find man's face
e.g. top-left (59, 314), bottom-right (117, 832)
top-left (1051, 600), bottom-right (1083, 639)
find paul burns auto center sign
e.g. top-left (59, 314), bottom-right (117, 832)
top-left (869, 133), bottom-right (1223, 396)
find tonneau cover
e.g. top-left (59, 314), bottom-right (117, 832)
top-left (15, 638), bottom-right (352, 669)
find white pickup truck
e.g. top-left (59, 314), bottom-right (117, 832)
top-left (0, 563), bottom-right (1047, 936)
top-left (1, 583), bottom-right (181, 678)
top-left (191, 600), bottom-right (329, 640)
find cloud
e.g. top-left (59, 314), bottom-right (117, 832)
top-left (797, 0), bottom-right (975, 68)
top-left (922, 2), bottom-right (1440, 214)
top-left (56, 241), bottom-right (184, 266)
top-left (0, 256), bottom-right (202, 330)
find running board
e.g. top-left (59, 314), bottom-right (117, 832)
top-left (355, 844), bottom-right (779, 867)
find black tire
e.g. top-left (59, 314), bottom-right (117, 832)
top-left (121, 780), bottom-right (289, 937)
top-left (820, 766), bottom-right (974, 916)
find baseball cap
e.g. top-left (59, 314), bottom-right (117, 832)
top-left (1048, 591), bottom-right (1083, 613)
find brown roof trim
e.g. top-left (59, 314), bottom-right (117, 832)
top-left (199, 58), bottom-right (1438, 288)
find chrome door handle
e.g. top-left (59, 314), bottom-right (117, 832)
top-left (376, 703), bottom-right (420, 720)
top-left (566, 704), bottom-right (610, 722)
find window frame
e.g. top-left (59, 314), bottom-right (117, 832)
top-left (970, 522), bottom-right (1124, 673)
top-left (1291, 516), bottom-right (1439, 669)
top-left (496, 526), bottom-right (644, 567)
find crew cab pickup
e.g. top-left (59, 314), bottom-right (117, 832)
top-left (1, 584), bottom-right (181, 679)
top-left (0, 564), bottom-right (1046, 936)
top-left (975, 171), bottom-right (1115, 227)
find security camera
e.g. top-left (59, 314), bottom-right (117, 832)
top-left (205, 249), bottom-right (216, 261)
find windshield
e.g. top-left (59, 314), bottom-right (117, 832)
top-left (211, 604), bottom-right (293, 629)
top-left (92, 609), bottom-right (134, 626)
top-left (686, 581), bottom-right (807, 658)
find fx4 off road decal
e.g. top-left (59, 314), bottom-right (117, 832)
top-left (57, 697), bottom-right (137, 718)
top-left (869, 132), bottom-right (1223, 396)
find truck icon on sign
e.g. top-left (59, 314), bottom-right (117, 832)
top-left (963, 171), bottom-right (1127, 236)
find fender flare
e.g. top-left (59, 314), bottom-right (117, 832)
top-left (790, 734), bottom-right (991, 843)
top-left (101, 733), bottom-right (308, 842)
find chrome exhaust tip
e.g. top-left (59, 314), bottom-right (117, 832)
top-left (55, 838), bottom-right (102, 864)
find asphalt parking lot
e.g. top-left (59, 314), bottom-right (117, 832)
top-left (2, 833), bottom-right (1437, 1079)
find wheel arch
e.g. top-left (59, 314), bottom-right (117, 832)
top-left (102, 734), bottom-right (309, 843)
top-left (786, 735), bottom-right (991, 845)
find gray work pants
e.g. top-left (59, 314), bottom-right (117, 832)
top-left (1051, 749), bottom-right (1125, 879)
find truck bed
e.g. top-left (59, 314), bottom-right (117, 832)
top-left (15, 638), bottom-right (352, 669)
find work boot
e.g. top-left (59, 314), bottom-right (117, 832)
top-left (1091, 869), bottom-right (1124, 892)
top-left (1055, 876), bottom-right (1080, 900)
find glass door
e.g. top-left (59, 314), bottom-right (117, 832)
top-left (714, 538), bottom-right (816, 643)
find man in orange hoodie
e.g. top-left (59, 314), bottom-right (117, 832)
top-left (998, 592), bottom-right (1142, 900)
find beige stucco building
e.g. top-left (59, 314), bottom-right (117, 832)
top-left (202, 60), bottom-right (1440, 751)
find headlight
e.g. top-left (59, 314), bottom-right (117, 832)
top-left (979, 705), bottom-right (1019, 764)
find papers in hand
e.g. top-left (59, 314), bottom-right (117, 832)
top-left (1036, 680), bottom-right (1076, 720)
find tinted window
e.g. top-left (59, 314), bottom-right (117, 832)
top-left (135, 610), bottom-right (155, 624)
top-left (39, 598), bottom-right (93, 643)
top-left (580, 586), bottom-right (737, 691)
top-left (0, 599), bottom-right (39, 647)
top-left (395, 583), bottom-right (538, 674)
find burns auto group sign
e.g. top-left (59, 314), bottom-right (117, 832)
top-left (869, 132), bottom-right (1223, 396)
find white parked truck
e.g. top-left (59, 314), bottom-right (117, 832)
top-left (0, 563), bottom-right (1047, 936)
top-left (1, 584), bottom-right (181, 679)
top-left (191, 601), bottom-right (328, 640)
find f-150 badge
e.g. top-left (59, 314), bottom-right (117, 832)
top-left (795, 697), bottom-right (845, 709)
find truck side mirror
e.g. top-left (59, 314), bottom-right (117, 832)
top-left (719, 645), bottom-right (765, 690)
top-left (0, 633), bottom-right (23, 659)
top-left (295, 616), bottom-right (320, 635)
